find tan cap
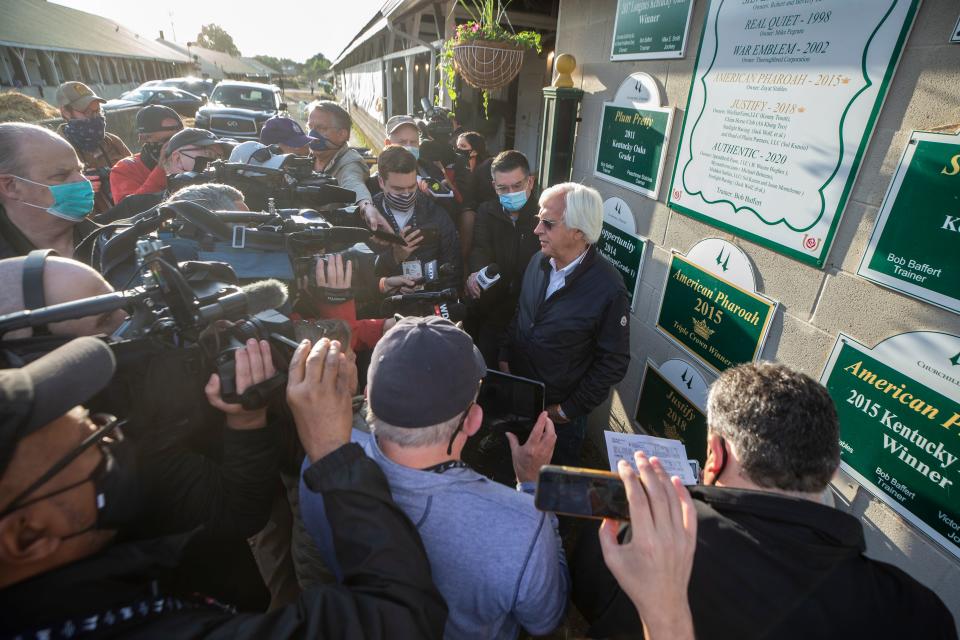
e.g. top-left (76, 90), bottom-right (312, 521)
top-left (55, 81), bottom-right (106, 110)
top-left (386, 114), bottom-right (419, 135)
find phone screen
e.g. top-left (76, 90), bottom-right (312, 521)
top-left (535, 465), bottom-right (629, 521)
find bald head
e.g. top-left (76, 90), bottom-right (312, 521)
top-left (0, 256), bottom-right (125, 339)
top-left (0, 123), bottom-right (73, 178)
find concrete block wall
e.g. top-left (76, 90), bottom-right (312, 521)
top-left (555, 0), bottom-right (960, 628)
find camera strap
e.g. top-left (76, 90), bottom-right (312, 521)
top-left (23, 249), bottom-right (57, 337)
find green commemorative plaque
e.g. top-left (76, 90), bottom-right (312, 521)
top-left (594, 103), bottom-right (673, 199)
top-left (635, 360), bottom-right (709, 464)
top-left (821, 331), bottom-right (960, 560)
top-left (611, 0), bottom-right (695, 60)
top-left (597, 222), bottom-right (647, 310)
top-left (656, 251), bottom-right (776, 374)
top-left (858, 131), bottom-right (960, 314)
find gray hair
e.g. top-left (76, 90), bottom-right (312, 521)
top-left (168, 183), bottom-right (245, 210)
top-left (310, 101), bottom-right (351, 132)
top-left (707, 361), bottom-right (840, 493)
top-left (539, 182), bottom-right (603, 244)
top-left (0, 122), bottom-right (63, 176)
top-left (368, 409), bottom-right (463, 448)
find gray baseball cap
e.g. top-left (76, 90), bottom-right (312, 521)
top-left (386, 115), bottom-right (419, 135)
top-left (367, 316), bottom-right (485, 428)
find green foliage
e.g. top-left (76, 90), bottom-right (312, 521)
top-left (196, 23), bottom-right (241, 57)
top-left (438, 0), bottom-right (542, 115)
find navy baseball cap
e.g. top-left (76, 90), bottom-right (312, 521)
top-left (367, 316), bottom-right (485, 428)
top-left (260, 116), bottom-right (316, 148)
top-left (136, 105), bottom-right (184, 134)
top-left (0, 337), bottom-right (116, 476)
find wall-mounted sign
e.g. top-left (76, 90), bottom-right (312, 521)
top-left (656, 239), bottom-right (777, 374)
top-left (952, 14), bottom-right (960, 43)
top-left (595, 73), bottom-right (674, 199)
top-left (821, 331), bottom-right (960, 560)
top-left (668, 0), bottom-right (920, 267)
top-left (611, 0), bottom-right (695, 61)
top-left (635, 358), bottom-right (710, 464)
top-left (599, 198), bottom-right (647, 310)
top-left (858, 131), bottom-right (960, 314)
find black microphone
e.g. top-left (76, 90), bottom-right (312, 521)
top-left (476, 264), bottom-right (501, 291)
top-left (0, 290), bottom-right (142, 335)
top-left (434, 301), bottom-right (468, 323)
top-left (385, 288), bottom-right (459, 304)
top-left (198, 279), bottom-right (288, 324)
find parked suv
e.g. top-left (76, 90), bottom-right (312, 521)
top-left (194, 81), bottom-right (287, 141)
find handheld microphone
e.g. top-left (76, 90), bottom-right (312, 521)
top-left (198, 279), bottom-right (288, 323)
top-left (476, 264), bottom-right (501, 290)
top-left (385, 288), bottom-right (459, 304)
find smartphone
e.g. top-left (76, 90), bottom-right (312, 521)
top-left (479, 370), bottom-right (545, 422)
top-left (535, 465), bottom-right (629, 521)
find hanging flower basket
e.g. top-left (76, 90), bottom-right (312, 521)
top-left (452, 40), bottom-right (525, 91)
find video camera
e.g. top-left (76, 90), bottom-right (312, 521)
top-left (416, 98), bottom-right (455, 143)
top-left (166, 156), bottom-right (356, 212)
top-left (0, 237), bottom-right (296, 411)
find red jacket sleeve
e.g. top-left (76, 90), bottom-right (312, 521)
top-left (111, 157), bottom-right (168, 203)
top-left (293, 299), bottom-right (386, 353)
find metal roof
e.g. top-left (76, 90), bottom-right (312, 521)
top-left (155, 40), bottom-right (274, 79)
top-left (0, 0), bottom-right (191, 62)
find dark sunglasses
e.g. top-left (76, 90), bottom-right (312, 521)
top-left (0, 414), bottom-right (125, 519)
top-left (537, 217), bottom-right (561, 230)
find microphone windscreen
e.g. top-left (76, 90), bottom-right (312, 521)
top-left (485, 263), bottom-right (500, 277)
top-left (241, 279), bottom-right (288, 313)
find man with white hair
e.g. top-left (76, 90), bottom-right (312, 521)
top-left (500, 182), bottom-right (630, 465)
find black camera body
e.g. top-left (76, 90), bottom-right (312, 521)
top-left (166, 159), bottom-right (356, 212)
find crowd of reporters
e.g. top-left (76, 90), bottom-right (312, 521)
top-left (0, 79), bottom-right (954, 639)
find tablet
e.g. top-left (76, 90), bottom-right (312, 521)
top-left (479, 369), bottom-right (545, 422)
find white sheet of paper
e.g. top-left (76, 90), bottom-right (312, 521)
top-left (604, 431), bottom-right (697, 485)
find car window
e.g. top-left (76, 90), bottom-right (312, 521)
top-left (122, 90), bottom-right (149, 101)
top-left (209, 85), bottom-right (278, 110)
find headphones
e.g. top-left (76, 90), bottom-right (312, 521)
top-left (22, 249), bottom-right (56, 337)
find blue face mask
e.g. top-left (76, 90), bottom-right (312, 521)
top-left (403, 145), bottom-right (420, 161)
top-left (499, 190), bottom-right (528, 212)
top-left (15, 176), bottom-right (95, 221)
top-left (308, 129), bottom-right (343, 152)
top-left (63, 113), bottom-right (107, 153)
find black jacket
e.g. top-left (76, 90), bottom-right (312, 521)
top-left (0, 204), bottom-right (99, 265)
top-left (467, 193), bottom-right (541, 327)
top-left (0, 444), bottom-right (448, 639)
top-left (373, 191), bottom-right (462, 288)
top-left (503, 246), bottom-right (630, 418)
top-left (572, 486), bottom-right (957, 640)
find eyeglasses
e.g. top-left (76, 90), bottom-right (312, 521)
top-left (0, 414), bottom-right (125, 519)
top-left (536, 216), bottom-right (562, 230)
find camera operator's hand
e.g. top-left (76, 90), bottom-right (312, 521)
top-left (381, 275), bottom-right (419, 295)
top-left (392, 227), bottom-right (424, 263)
top-left (287, 338), bottom-right (356, 462)
top-left (359, 201), bottom-right (391, 238)
top-left (465, 272), bottom-right (482, 299)
top-left (506, 411), bottom-right (556, 484)
top-left (83, 171), bottom-right (102, 194)
top-left (599, 452), bottom-right (697, 640)
top-left (205, 338), bottom-right (276, 430)
top-left (315, 253), bottom-right (353, 291)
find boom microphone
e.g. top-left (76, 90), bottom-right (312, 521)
top-left (198, 279), bottom-right (288, 323)
top-left (0, 290), bottom-right (142, 335)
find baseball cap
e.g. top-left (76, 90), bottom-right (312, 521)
top-left (260, 116), bottom-right (316, 148)
top-left (166, 127), bottom-right (230, 155)
top-left (367, 316), bottom-right (485, 428)
top-left (386, 115), bottom-right (419, 135)
top-left (228, 140), bottom-right (291, 170)
top-left (136, 105), bottom-right (184, 134)
top-left (55, 81), bottom-right (107, 110)
top-left (0, 337), bottom-right (116, 477)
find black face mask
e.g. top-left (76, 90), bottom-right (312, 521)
top-left (1, 422), bottom-right (142, 537)
top-left (140, 142), bottom-right (164, 170)
top-left (455, 148), bottom-right (472, 162)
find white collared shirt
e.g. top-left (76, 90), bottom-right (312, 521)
top-left (545, 248), bottom-right (588, 300)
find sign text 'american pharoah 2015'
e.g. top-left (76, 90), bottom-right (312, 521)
top-left (669, 0), bottom-right (919, 267)
top-left (821, 331), bottom-right (960, 560)
top-left (656, 239), bottom-right (777, 374)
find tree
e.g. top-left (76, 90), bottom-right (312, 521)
top-left (196, 24), bottom-right (240, 56)
top-left (304, 52), bottom-right (332, 79)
